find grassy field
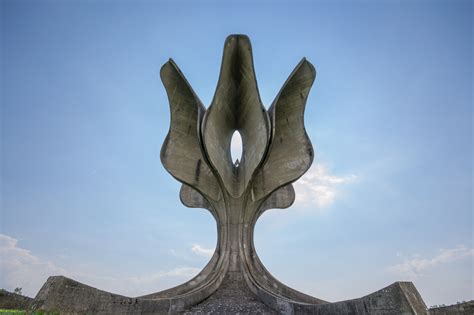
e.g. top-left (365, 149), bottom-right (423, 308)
top-left (0, 310), bottom-right (59, 315)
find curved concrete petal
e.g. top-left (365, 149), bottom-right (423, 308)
top-left (160, 59), bottom-right (222, 202)
top-left (202, 35), bottom-right (270, 198)
top-left (252, 58), bottom-right (316, 202)
top-left (180, 184), bottom-right (227, 231)
top-left (259, 184), bottom-right (295, 214)
top-left (180, 184), bottom-right (211, 210)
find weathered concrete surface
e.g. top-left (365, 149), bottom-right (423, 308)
top-left (159, 34), bottom-right (327, 309)
top-left (0, 289), bottom-right (33, 310)
top-left (32, 34), bottom-right (430, 314)
top-left (429, 301), bottom-right (474, 315)
top-left (181, 277), bottom-right (427, 315)
top-left (182, 271), bottom-right (276, 314)
top-left (31, 276), bottom-right (171, 314)
top-left (290, 282), bottom-right (427, 315)
top-left (30, 276), bottom-right (428, 314)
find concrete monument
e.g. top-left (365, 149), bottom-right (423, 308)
top-left (30, 35), bottom-right (428, 314)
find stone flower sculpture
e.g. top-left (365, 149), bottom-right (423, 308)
top-left (30, 35), bottom-right (428, 314)
top-left (161, 37), bottom-right (312, 225)
top-left (155, 35), bottom-right (428, 314)
top-left (158, 34), bottom-right (319, 311)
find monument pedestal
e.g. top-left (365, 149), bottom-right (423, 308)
top-left (31, 273), bottom-right (427, 314)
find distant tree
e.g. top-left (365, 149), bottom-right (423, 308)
top-left (14, 287), bottom-right (22, 295)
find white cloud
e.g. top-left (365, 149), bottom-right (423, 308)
top-left (293, 164), bottom-right (356, 208)
top-left (127, 267), bottom-right (201, 285)
top-left (61, 266), bottom-right (202, 298)
top-left (0, 234), bottom-right (66, 297)
top-left (191, 244), bottom-right (214, 258)
top-left (387, 245), bottom-right (474, 278)
top-left (0, 234), bottom-right (202, 297)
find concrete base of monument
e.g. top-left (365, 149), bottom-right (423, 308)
top-left (30, 274), bottom-right (428, 314)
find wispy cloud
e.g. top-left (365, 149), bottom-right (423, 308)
top-left (0, 234), bottom-right (201, 297)
top-left (127, 267), bottom-right (201, 285)
top-left (293, 164), bottom-right (356, 208)
top-left (0, 234), bottom-right (66, 297)
top-left (191, 244), bottom-right (214, 258)
top-left (387, 245), bottom-right (474, 278)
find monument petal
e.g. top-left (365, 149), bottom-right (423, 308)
top-left (202, 35), bottom-right (270, 198)
top-left (251, 58), bottom-right (316, 203)
top-left (160, 59), bottom-right (222, 202)
top-left (259, 183), bottom-right (295, 214)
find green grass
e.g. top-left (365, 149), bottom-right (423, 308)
top-left (0, 311), bottom-right (59, 315)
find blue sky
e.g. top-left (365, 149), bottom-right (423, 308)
top-left (1, 0), bottom-right (472, 307)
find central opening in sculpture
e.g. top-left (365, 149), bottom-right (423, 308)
top-left (230, 130), bottom-right (243, 165)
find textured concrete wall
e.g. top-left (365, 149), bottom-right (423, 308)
top-left (0, 289), bottom-right (33, 310)
top-left (31, 275), bottom-right (430, 314)
top-left (429, 301), bottom-right (474, 315)
top-left (291, 282), bottom-right (428, 315)
top-left (31, 276), bottom-right (171, 314)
